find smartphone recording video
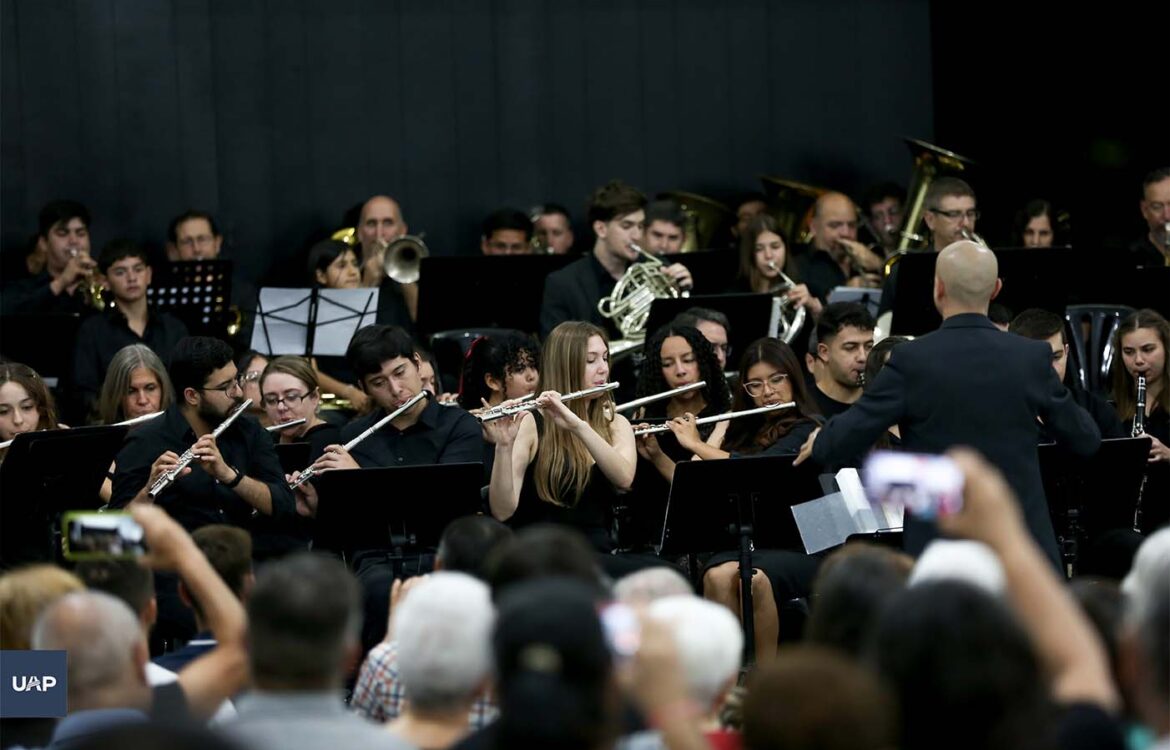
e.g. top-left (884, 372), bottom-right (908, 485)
top-left (862, 451), bottom-right (964, 520)
top-left (61, 511), bottom-right (147, 561)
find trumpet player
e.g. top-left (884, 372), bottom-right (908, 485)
top-left (539, 180), bottom-right (693, 338)
top-left (355, 194), bottom-right (418, 326)
top-left (861, 182), bottom-right (905, 257)
top-left (110, 337), bottom-right (296, 555)
top-left (797, 193), bottom-right (884, 303)
top-left (531, 203), bottom-right (575, 254)
top-left (1, 199), bottom-right (99, 315)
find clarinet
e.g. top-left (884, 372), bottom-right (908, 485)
top-left (1132, 375), bottom-right (1147, 531)
top-left (148, 399), bottom-right (253, 498)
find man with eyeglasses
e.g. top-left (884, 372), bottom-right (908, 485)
top-left (167, 210), bottom-right (223, 262)
top-left (71, 239), bottom-right (188, 422)
top-left (111, 337), bottom-right (295, 548)
top-left (1129, 167), bottom-right (1170, 268)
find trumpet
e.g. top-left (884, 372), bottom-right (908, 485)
top-left (266, 418), bottom-right (307, 433)
top-left (383, 235), bottom-right (429, 284)
top-left (957, 227), bottom-right (989, 248)
top-left (288, 390), bottom-right (428, 490)
top-left (615, 381), bottom-right (707, 414)
top-left (148, 399), bottom-right (253, 498)
top-left (632, 401), bottom-right (795, 436)
top-left (70, 247), bottom-right (106, 310)
top-left (478, 382), bottom-right (620, 423)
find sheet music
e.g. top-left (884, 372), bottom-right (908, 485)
top-left (250, 288), bottom-right (379, 356)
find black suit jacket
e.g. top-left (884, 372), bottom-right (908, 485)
top-left (539, 254), bottom-right (616, 338)
top-left (812, 313), bottom-right (1101, 567)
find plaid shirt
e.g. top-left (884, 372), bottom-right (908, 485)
top-left (351, 640), bottom-right (498, 728)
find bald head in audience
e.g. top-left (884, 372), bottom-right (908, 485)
top-left (933, 240), bottom-right (1001, 316)
top-left (32, 591), bottom-right (152, 713)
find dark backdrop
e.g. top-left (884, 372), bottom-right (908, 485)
top-left (1, 0), bottom-right (933, 286)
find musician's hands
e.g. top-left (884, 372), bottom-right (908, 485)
top-left (482, 398), bottom-right (525, 447)
top-left (288, 471), bottom-right (318, 517)
top-left (635, 426), bottom-right (662, 461)
top-left (666, 413), bottom-right (703, 452)
top-left (536, 390), bottom-right (583, 432)
top-left (1145, 433), bottom-right (1170, 463)
top-left (51, 250), bottom-right (97, 294)
top-left (785, 284), bottom-right (823, 316)
top-left (144, 450), bottom-right (190, 497)
top-left (837, 238), bottom-right (884, 272)
top-left (311, 444), bottom-right (360, 473)
top-left (361, 252), bottom-right (384, 287)
top-left (793, 427), bottom-right (820, 466)
top-left (193, 434), bottom-right (234, 483)
top-left (661, 263), bottom-right (694, 292)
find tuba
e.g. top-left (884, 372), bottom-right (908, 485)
top-left (758, 177), bottom-right (827, 245)
top-left (895, 138), bottom-right (975, 253)
top-left (657, 191), bottom-right (733, 253)
top-left (598, 242), bottom-right (689, 357)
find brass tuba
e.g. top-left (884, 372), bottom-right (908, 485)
top-left (657, 191), bottom-right (733, 253)
top-left (598, 242), bottom-right (689, 356)
top-left (758, 177), bottom-right (827, 245)
top-left (895, 138), bottom-right (975, 253)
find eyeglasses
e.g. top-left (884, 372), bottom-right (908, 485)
top-left (928, 208), bottom-right (981, 221)
top-left (262, 392), bottom-right (309, 408)
top-left (236, 370), bottom-right (262, 388)
top-left (178, 234), bottom-right (216, 247)
top-left (200, 379), bottom-right (242, 395)
top-left (742, 373), bottom-right (789, 397)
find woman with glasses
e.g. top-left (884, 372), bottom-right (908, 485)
top-left (236, 350), bottom-right (271, 427)
top-left (260, 356), bottom-right (339, 461)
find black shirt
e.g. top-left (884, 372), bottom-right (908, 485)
top-left (539, 252), bottom-right (621, 339)
top-left (72, 304), bottom-right (189, 418)
top-left (0, 270), bottom-right (95, 315)
top-left (1127, 235), bottom-right (1168, 268)
top-left (813, 385), bottom-right (855, 419)
top-left (110, 404), bottom-right (295, 533)
top-left (342, 398), bottom-right (483, 468)
top-left (794, 247), bottom-right (847, 302)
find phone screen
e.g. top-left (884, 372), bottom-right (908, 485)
top-left (61, 512), bottom-right (147, 561)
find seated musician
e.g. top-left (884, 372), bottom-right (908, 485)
top-left (1109, 309), bottom-right (1170, 533)
top-left (1008, 309), bottom-right (1125, 440)
top-left (1013, 199), bottom-right (1058, 248)
top-left (259, 355), bottom-right (339, 460)
top-left (538, 180), bottom-right (693, 338)
top-left (642, 200), bottom-right (686, 255)
top-left (1128, 167), bottom-right (1170, 268)
top-left (1, 200), bottom-right (98, 316)
top-left (480, 208), bottom-right (533, 255)
top-left (633, 324), bottom-right (731, 484)
top-left (457, 333), bottom-right (541, 413)
top-left (302, 238), bottom-right (371, 413)
top-left (671, 307), bottom-right (732, 371)
top-left (110, 336), bottom-right (297, 559)
top-left (235, 350), bottom-right (271, 428)
top-left (482, 321), bottom-right (636, 554)
top-left (355, 194), bottom-right (416, 326)
top-left (166, 210), bottom-right (223, 261)
top-left (794, 192), bottom-right (883, 304)
top-left (860, 181), bottom-right (904, 258)
top-left (72, 239), bottom-right (188, 421)
top-left (661, 337), bottom-right (823, 661)
top-left (0, 362), bottom-right (59, 460)
top-left (733, 214), bottom-right (820, 355)
top-left (809, 302), bottom-right (875, 418)
top-left (531, 202), bottom-right (575, 254)
top-left (729, 193), bottom-right (768, 247)
top-left (97, 344), bottom-right (174, 425)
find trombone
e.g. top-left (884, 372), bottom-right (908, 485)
top-left (615, 382), bottom-right (706, 413)
top-left (632, 401), bottom-right (795, 436)
top-left (288, 390), bottom-right (428, 489)
top-left (478, 382), bottom-right (620, 423)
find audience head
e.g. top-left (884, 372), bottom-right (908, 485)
top-left (613, 567), bottom-right (693, 606)
top-left (74, 559), bottom-right (156, 629)
top-left (435, 515), bottom-right (514, 580)
top-left (486, 525), bottom-right (606, 601)
top-left (98, 344), bottom-right (174, 424)
top-left (647, 595), bottom-right (742, 712)
top-left (805, 543), bottom-right (912, 658)
top-left (0, 564), bottom-right (85, 650)
top-left (909, 540), bottom-right (1006, 596)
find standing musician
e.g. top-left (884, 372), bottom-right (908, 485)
top-left (109, 337), bottom-right (297, 559)
top-left (797, 241), bottom-right (1102, 569)
top-left (538, 180), bottom-right (693, 338)
top-left (259, 356), bottom-right (339, 461)
top-left (633, 324), bottom-right (731, 483)
top-left (483, 321), bottom-right (636, 555)
top-left (1110, 309), bottom-right (1169, 532)
top-left (661, 337), bottom-right (823, 662)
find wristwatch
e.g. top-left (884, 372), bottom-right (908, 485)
top-left (221, 465), bottom-right (244, 489)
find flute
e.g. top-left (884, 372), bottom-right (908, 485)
top-left (266, 418), bottom-right (307, 433)
top-left (615, 381), bottom-right (706, 413)
top-left (632, 401), bottom-right (794, 436)
top-left (478, 382), bottom-right (619, 423)
top-left (475, 392), bottom-right (535, 418)
top-left (148, 399), bottom-right (253, 498)
top-left (288, 390), bottom-right (428, 489)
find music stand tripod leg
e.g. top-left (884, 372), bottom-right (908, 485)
top-left (738, 523), bottom-right (756, 667)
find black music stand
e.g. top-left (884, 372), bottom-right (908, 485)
top-left (0, 425), bottom-right (128, 568)
top-left (147, 259), bottom-right (234, 337)
top-left (250, 287), bottom-right (380, 357)
top-left (312, 462), bottom-right (484, 574)
top-left (415, 255), bottom-right (576, 336)
top-left (657, 250), bottom-right (739, 294)
top-left (274, 443), bottom-right (312, 477)
top-left (645, 293), bottom-right (774, 363)
top-left (1039, 436), bottom-right (1150, 577)
top-left (658, 455), bottom-right (824, 664)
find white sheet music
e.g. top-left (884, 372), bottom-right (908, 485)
top-left (250, 288), bottom-right (379, 356)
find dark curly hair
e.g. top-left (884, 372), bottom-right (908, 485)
top-left (635, 325), bottom-right (730, 420)
top-left (723, 337), bottom-right (820, 454)
top-left (457, 333), bottom-right (541, 410)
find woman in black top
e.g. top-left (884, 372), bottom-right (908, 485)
top-left (484, 322), bottom-right (635, 552)
top-left (260, 355), bottom-right (340, 461)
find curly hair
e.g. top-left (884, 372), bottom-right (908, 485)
top-left (635, 325), bottom-right (730, 419)
top-left (457, 333), bottom-right (540, 410)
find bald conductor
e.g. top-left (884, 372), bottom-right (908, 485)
top-left (797, 241), bottom-right (1101, 568)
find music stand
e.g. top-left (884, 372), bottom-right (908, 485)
top-left (0, 425), bottom-right (128, 567)
top-left (312, 463), bottom-right (484, 574)
top-left (147, 259), bottom-right (234, 337)
top-left (250, 287), bottom-right (379, 357)
top-left (658, 250), bottom-right (739, 294)
top-left (658, 455), bottom-right (824, 664)
top-left (645, 293), bottom-right (774, 362)
top-left (1039, 436), bottom-right (1150, 577)
top-left (274, 443), bottom-right (312, 477)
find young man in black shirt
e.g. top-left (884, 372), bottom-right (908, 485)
top-left (72, 239), bottom-right (188, 421)
top-left (810, 302), bottom-right (875, 418)
top-left (1, 199), bottom-right (99, 315)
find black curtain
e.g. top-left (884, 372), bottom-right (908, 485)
top-left (2, 0), bottom-right (933, 286)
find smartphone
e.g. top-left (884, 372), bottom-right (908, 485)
top-left (599, 602), bottom-right (641, 660)
top-left (862, 451), bottom-right (964, 520)
top-left (61, 511), bottom-right (147, 561)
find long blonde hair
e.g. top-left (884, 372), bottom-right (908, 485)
top-left (534, 322), bottom-right (615, 507)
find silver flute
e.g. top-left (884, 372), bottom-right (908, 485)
top-left (266, 418), bottom-right (307, 433)
top-left (476, 392), bottom-right (535, 418)
top-left (288, 390), bottom-right (428, 489)
top-left (148, 399), bottom-right (253, 498)
top-left (616, 381), bottom-right (707, 413)
top-left (632, 401), bottom-right (795, 436)
top-left (478, 382), bottom-right (620, 423)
